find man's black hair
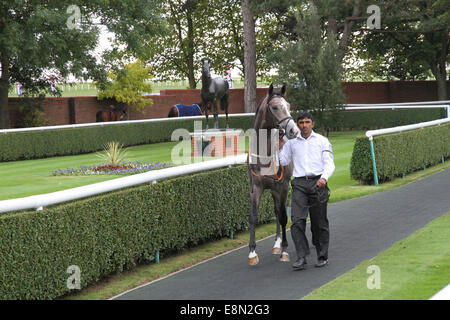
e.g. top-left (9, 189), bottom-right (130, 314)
top-left (297, 111), bottom-right (313, 122)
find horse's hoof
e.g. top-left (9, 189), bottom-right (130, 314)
top-left (249, 255), bottom-right (259, 266)
top-left (280, 252), bottom-right (290, 262)
top-left (272, 247), bottom-right (281, 255)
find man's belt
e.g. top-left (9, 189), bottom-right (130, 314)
top-left (295, 175), bottom-right (321, 180)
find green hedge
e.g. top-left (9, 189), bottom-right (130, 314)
top-left (350, 123), bottom-right (450, 184)
top-left (0, 117), bottom-right (255, 162)
top-left (0, 165), bottom-right (278, 299)
top-left (292, 108), bottom-right (444, 131)
top-left (2, 109), bottom-right (444, 162)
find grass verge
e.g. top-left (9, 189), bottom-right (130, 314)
top-left (302, 211), bottom-right (450, 300)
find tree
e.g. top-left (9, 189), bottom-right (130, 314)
top-left (270, 3), bottom-right (346, 130)
top-left (209, 0), bottom-right (291, 78)
top-left (141, 0), bottom-right (287, 90)
top-left (140, 0), bottom-right (212, 89)
top-left (241, 0), bottom-right (257, 113)
top-left (355, 0), bottom-right (449, 100)
top-left (97, 60), bottom-right (154, 114)
top-left (0, 0), bottom-right (165, 128)
top-left (239, 0), bottom-right (302, 113)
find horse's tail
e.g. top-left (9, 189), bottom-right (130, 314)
top-left (96, 110), bottom-right (103, 122)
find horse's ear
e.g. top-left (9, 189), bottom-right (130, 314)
top-left (281, 84), bottom-right (287, 97)
top-left (268, 83), bottom-right (274, 95)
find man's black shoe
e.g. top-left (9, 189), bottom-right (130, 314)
top-left (315, 259), bottom-right (328, 268)
top-left (292, 257), bottom-right (307, 270)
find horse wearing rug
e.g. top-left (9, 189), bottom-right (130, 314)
top-left (200, 60), bottom-right (229, 129)
top-left (247, 84), bottom-right (299, 266)
top-left (168, 103), bottom-right (203, 118)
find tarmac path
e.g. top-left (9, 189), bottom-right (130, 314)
top-left (113, 169), bottom-right (450, 300)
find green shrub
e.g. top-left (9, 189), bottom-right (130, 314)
top-left (1, 108), bottom-right (443, 162)
top-left (0, 165), bottom-right (278, 299)
top-left (350, 123), bottom-right (450, 184)
top-left (0, 116), bottom-right (255, 162)
top-left (291, 108), bottom-right (444, 131)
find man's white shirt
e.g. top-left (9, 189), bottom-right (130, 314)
top-left (278, 130), bottom-right (335, 181)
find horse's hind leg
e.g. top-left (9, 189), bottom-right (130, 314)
top-left (249, 184), bottom-right (263, 266)
top-left (272, 189), bottom-right (290, 262)
top-left (279, 188), bottom-right (290, 262)
top-left (221, 95), bottom-right (229, 129)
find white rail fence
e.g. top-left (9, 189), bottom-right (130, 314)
top-left (0, 113), bottom-right (251, 134)
top-left (365, 118), bottom-right (450, 185)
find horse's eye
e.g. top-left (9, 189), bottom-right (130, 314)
top-left (272, 106), bottom-right (279, 111)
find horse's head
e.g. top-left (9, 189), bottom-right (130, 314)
top-left (262, 84), bottom-right (299, 139)
top-left (202, 60), bottom-right (211, 79)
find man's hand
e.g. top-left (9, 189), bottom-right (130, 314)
top-left (317, 178), bottom-right (327, 188)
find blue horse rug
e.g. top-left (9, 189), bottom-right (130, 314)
top-left (175, 104), bottom-right (202, 117)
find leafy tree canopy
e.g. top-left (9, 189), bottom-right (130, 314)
top-left (269, 3), bottom-right (346, 130)
top-left (97, 59), bottom-right (153, 113)
top-left (0, 0), bottom-right (166, 128)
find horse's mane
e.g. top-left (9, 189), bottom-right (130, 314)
top-left (202, 61), bottom-right (211, 83)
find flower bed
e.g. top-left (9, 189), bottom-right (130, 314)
top-left (51, 161), bottom-right (172, 176)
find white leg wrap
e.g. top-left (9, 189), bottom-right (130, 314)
top-left (273, 237), bottom-right (282, 249)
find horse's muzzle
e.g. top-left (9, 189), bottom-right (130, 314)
top-left (284, 119), bottom-right (299, 139)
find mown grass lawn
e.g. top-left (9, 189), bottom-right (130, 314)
top-left (0, 141), bottom-right (180, 200)
top-left (0, 131), bottom-right (363, 201)
top-left (303, 211), bottom-right (450, 300)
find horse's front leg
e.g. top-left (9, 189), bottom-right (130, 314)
top-left (213, 100), bottom-right (219, 129)
top-left (271, 190), bottom-right (282, 255)
top-left (249, 184), bottom-right (263, 266)
top-left (204, 102), bottom-right (209, 130)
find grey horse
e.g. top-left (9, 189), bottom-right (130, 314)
top-left (200, 60), bottom-right (230, 130)
top-left (247, 84), bottom-right (299, 265)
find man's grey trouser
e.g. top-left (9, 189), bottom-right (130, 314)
top-left (290, 176), bottom-right (330, 261)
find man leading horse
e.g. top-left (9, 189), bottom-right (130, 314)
top-left (278, 111), bottom-right (335, 270)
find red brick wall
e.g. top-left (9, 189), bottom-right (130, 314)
top-left (7, 81), bottom-right (450, 127)
top-left (342, 80), bottom-right (450, 104)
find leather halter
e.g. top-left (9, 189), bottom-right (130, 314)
top-left (265, 94), bottom-right (293, 137)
